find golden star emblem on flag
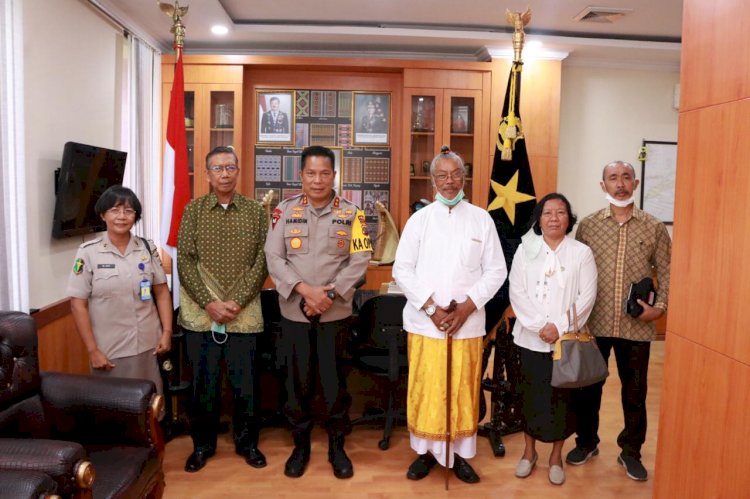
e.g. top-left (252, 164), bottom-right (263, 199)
top-left (487, 170), bottom-right (535, 224)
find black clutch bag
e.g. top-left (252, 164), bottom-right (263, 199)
top-left (625, 277), bottom-right (656, 318)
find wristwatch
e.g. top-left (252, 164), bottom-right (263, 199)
top-left (326, 290), bottom-right (337, 300)
top-left (424, 304), bottom-right (437, 317)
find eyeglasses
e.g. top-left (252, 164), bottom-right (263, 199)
top-left (433, 170), bottom-right (464, 182)
top-left (207, 164), bottom-right (239, 174)
top-left (106, 207), bottom-right (137, 217)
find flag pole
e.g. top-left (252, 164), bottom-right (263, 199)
top-left (158, 1), bottom-right (190, 309)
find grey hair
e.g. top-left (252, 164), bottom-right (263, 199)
top-left (429, 146), bottom-right (465, 188)
top-left (602, 160), bottom-right (636, 180)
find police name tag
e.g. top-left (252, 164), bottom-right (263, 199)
top-left (139, 279), bottom-right (152, 301)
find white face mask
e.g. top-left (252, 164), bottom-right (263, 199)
top-left (605, 193), bottom-right (635, 208)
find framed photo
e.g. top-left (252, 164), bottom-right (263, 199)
top-left (257, 90), bottom-right (295, 145)
top-left (352, 92), bottom-right (390, 146)
top-left (422, 160), bottom-right (431, 174)
top-left (451, 105), bottom-right (471, 133)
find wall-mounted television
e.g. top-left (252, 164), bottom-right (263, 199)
top-left (51, 141), bottom-right (128, 239)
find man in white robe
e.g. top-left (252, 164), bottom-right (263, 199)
top-left (393, 147), bottom-right (507, 484)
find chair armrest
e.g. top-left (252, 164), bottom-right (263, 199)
top-left (40, 372), bottom-right (161, 448)
top-left (0, 469), bottom-right (60, 499)
top-left (0, 438), bottom-right (93, 495)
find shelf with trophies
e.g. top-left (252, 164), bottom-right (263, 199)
top-left (404, 89), bottom-right (481, 214)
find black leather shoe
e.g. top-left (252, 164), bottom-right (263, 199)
top-left (453, 455), bottom-right (480, 484)
top-left (328, 434), bottom-right (354, 479)
top-left (184, 450), bottom-right (215, 473)
top-left (284, 447), bottom-right (310, 478)
top-left (239, 447), bottom-right (267, 468)
top-left (406, 453), bottom-right (438, 480)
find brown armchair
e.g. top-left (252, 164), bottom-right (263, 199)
top-left (0, 311), bottom-right (165, 499)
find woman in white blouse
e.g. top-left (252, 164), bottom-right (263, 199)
top-left (509, 193), bottom-right (598, 486)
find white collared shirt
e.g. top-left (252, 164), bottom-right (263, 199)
top-left (510, 235), bottom-right (598, 352)
top-left (393, 201), bottom-right (507, 340)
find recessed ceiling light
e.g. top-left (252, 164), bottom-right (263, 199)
top-left (211, 25), bottom-right (229, 35)
top-left (527, 40), bottom-right (543, 48)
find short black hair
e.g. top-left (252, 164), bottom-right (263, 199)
top-left (270, 96), bottom-right (280, 104)
top-left (531, 192), bottom-right (577, 235)
top-left (300, 145), bottom-right (335, 171)
top-left (95, 185), bottom-right (142, 222)
top-left (205, 146), bottom-right (238, 170)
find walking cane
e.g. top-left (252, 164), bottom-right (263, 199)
top-left (443, 300), bottom-right (457, 491)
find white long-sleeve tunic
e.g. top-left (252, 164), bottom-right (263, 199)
top-left (393, 200), bottom-right (507, 338)
top-left (510, 235), bottom-right (598, 353)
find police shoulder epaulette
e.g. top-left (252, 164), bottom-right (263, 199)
top-left (80, 238), bottom-right (102, 248)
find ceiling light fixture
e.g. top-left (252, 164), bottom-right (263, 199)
top-left (211, 25), bottom-right (229, 35)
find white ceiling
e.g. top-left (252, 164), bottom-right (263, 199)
top-left (91, 0), bottom-right (683, 68)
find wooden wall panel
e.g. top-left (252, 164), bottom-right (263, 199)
top-left (519, 60), bottom-right (562, 159)
top-left (680, 0), bottom-right (750, 111)
top-left (162, 64), bottom-right (243, 84)
top-left (669, 101), bottom-right (750, 365)
top-left (403, 68), bottom-right (484, 90)
top-left (33, 299), bottom-right (89, 374)
top-left (654, 334), bottom-right (750, 498)
top-left (527, 155), bottom-right (558, 199)
top-left (657, 0), bottom-right (750, 494)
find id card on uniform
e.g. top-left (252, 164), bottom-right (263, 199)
top-left (140, 279), bottom-right (152, 301)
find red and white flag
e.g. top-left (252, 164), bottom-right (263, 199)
top-left (160, 51), bottom-right (191, 309)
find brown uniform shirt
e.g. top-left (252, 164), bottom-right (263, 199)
top-left (264, 193), bottom-right (371, 322)
top-left (575, 206), bottom-right (671, 341)
top-left (67, 234), bottom-right (167, 359)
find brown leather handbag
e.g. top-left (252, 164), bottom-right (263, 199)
top-left (551, 304), bottom-right (609, 389)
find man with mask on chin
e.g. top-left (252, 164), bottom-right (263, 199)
top-left (566, 160), bottom-right (671, 482)
top-left (393, 146), bottom-right (507, 485)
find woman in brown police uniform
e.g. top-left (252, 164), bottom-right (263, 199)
top-left (67, 185), bottom-right (172, 394)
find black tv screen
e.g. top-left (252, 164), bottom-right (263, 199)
top-left (51, 142), bottom-right (128, 239)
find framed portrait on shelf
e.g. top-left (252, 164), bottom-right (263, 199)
top-left (451, 105), bottom-right (471, 133)
top-left (352, 92), bottom-right (390, 146)
top-left (257, 90), bottom-right (295, 145)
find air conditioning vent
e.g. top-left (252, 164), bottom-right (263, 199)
top-left (573, 6), bottom-right (633, 23)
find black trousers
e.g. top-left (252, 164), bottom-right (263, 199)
top-left (185, 330), bottom-right (259, 453)
top-left (571, 336), bottom-right (651, 459)
top-left (277, 318), bottom-right (352, 436)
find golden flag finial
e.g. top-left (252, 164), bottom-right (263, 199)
top-left (158, 1), bottom-right (189, 52)
top-left (505, 8), bottom-right (532, 63)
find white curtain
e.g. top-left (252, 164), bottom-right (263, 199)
top-left (0, 0), bottom-right (29, 312)
top-left (121, 34), bottom-right (161, 242)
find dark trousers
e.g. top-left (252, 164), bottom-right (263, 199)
top-left (571, 336), bottom-right (651, 459)
top-left (185, 330), bottom-right (259, 453)
top-left (278, 318), bottom-right (352, 436)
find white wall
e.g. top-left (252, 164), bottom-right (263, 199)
top-left (557, 65), bottom-right (680, 225)
top-left (24, 0), bottom-right (124, 309)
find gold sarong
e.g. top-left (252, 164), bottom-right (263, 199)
top-left (407, 333), bottom-right (482, 441)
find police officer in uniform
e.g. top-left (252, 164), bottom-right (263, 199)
top-left (261, 96), bottom-right (290, 134)
top-left (265, 145), bottom-right (372, 479)
top-left (68, 185), bottom-right (172, 395)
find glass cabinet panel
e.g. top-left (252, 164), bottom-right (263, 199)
top-left (210, 90), bottom-right (235, 151)
top-left (449, 96), bottom-right (475, 194)
top-left (184, 90), bottom-right (195, 198)
top-left (408, 95), bottom-right (437, 212)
